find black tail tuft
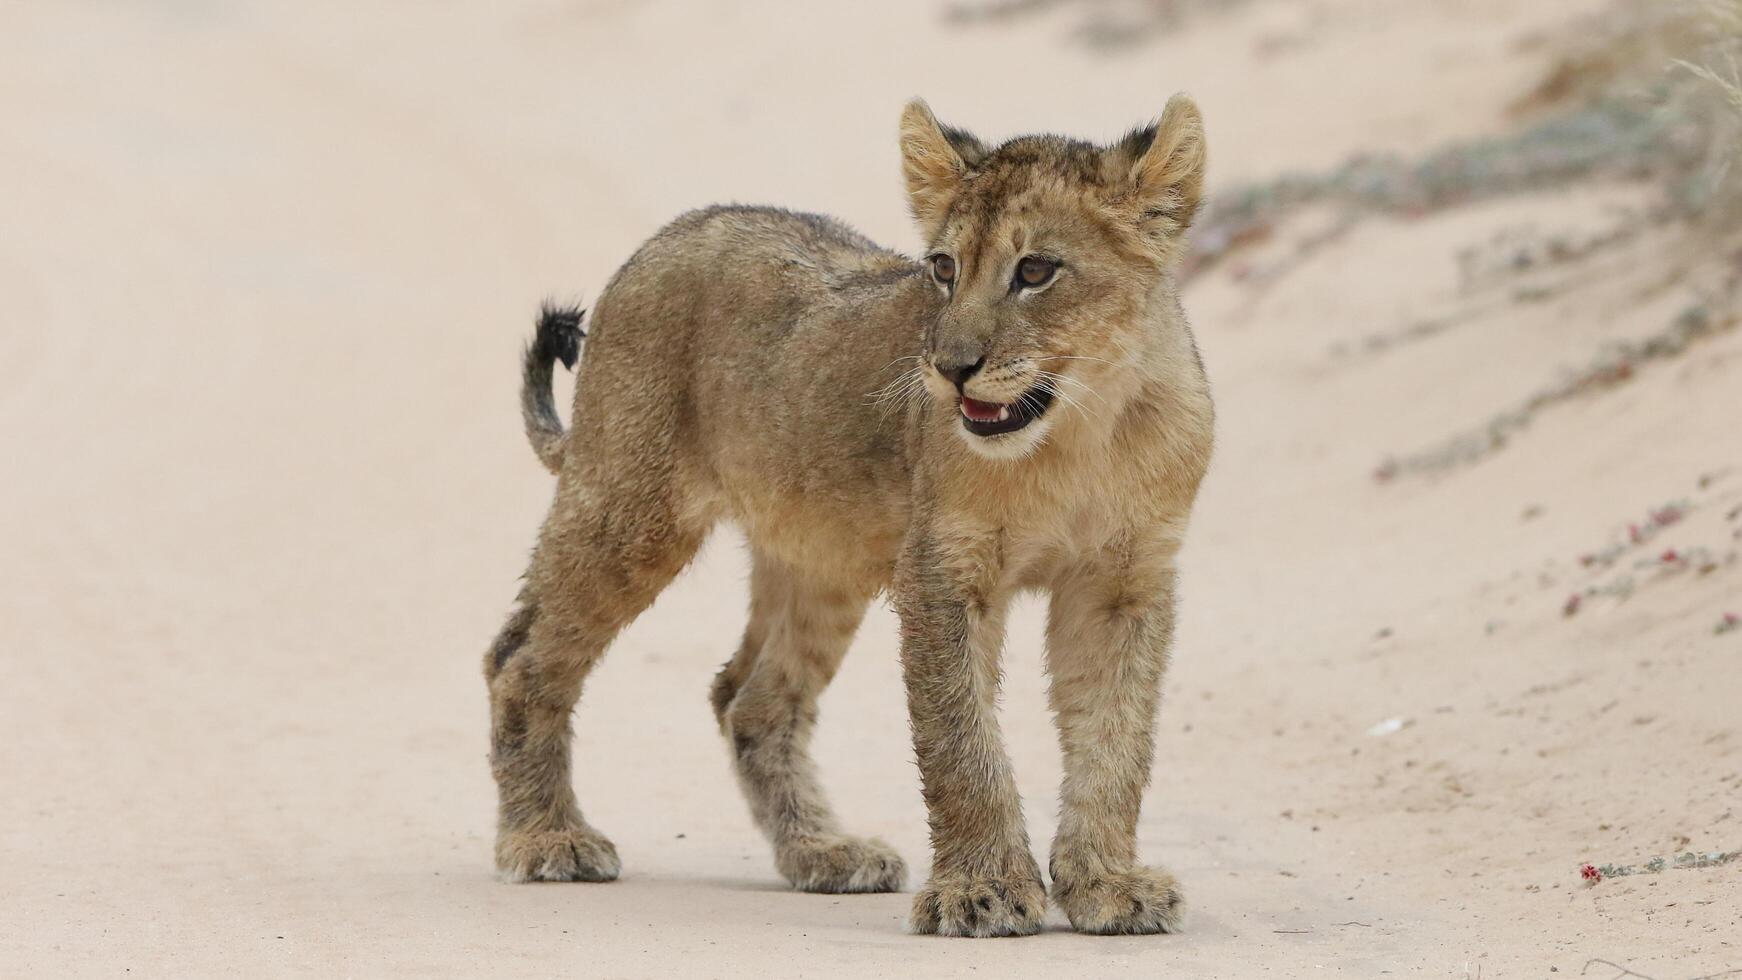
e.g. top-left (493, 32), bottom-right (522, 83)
top-left (522, 302), bottom-right (587, 473)
top-left (535, 303), bottom-right (585, 370)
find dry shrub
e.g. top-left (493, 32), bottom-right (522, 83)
top-left (1525, 0), bottom-right (1742, 224)
top-left (1364, 5), bottom-right (1742, 481)
top-left (1675, 1), bottom-right (1742, 119)
top-left (1188, 0), bottom-right (1742, 280)
top-left (1511, 1), bottom-right (1735, 114)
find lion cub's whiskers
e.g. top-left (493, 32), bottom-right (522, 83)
top-left (1034, 369), bottom-right (1104, 411)
top-left (868, 366), bottom-right (929, 418)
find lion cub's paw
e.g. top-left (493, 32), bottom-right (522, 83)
top-left (495, 824), bottom-right (621, 883)
top-left (777, 835), bottom-right (907, 894)
top-left (1053, 865), bottom-right (1184, 935)
top-left (909, 866), bottom-right (1047, 937)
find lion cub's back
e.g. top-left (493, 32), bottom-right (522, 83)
top-left (589, 203), bottom-right (911, 342)
top-left (576, 206), bottom-right (929, 577)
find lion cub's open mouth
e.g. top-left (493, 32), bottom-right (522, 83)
top-left (958, 384), bottom-right (1056, 437)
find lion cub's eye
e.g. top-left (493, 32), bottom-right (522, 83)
top-left (930, 254), bottom-right (957, 285)
top-left (1016, 255), bottom-right (1058, 288)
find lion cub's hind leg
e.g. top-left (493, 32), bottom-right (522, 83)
top-left (485, 480), bottom-right (708, 883)
top-left (712, 553), bottom-right (905, 893)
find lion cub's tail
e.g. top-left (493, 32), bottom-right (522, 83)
top-left (521, 303), bottom-right (584, 474)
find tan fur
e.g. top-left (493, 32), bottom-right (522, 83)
top-left (484, 96), bottom-right (1214, 937)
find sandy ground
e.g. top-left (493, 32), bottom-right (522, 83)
top-left (3, 0), bottom-right (1740, 976)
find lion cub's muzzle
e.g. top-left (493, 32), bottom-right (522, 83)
top-left (929, 354), bottom-right (1058, 438)
top-left (957, 383), bottom-right (1056, 437)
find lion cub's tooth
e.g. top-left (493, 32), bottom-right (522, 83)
top-left (995, 406), bottom-right (1010, 422)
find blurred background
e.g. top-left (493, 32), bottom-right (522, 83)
top-left (3, 1), bottom-right (1738, 976)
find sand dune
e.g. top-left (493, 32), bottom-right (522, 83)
top-left (3, 0), bottom-right (1738, 975)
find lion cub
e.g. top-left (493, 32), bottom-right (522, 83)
top-left (483, 96), bottom-right (1213, 938)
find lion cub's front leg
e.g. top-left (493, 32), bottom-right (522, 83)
top-left (893, 528), bottom-right (1046, 938)
top-left (1044, 554), bottom-right (1184, 934)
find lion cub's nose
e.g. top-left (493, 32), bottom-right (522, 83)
top-left (933, 355), bottom-right (985, 392)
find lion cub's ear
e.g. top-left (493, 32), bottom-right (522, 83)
top-left (1111, 94), bottom-right (1207, 249)
top-left (899, 99), bottom-right (987, 243)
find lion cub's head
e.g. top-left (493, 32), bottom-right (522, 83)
top-left (899, 96), bottom-right (1206, 459)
